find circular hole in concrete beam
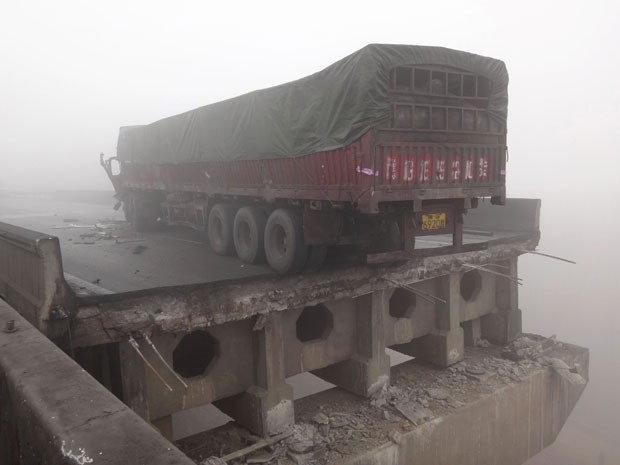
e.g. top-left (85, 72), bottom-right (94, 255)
top-left (296, 305), bottom-right (333, 342)
top-left (389, 288), bottom-right (417, 319)
top-left (173, 330), bottom-right (219, 379)
top-left (460, 270), bottom-right (482, 302)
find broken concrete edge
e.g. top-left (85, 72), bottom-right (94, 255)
top-left (71, 235), bottom-right (539, 348)
top-left (176, 339), bottom-right (588, 465)
top-left (349, 343), bottom-right (588, 465)
top-left (0, 298), bottom-right (194, 465)
top-left (64, 273), bottom-right (115, 298)
top-left (340, 354), bottom-right (589, 465)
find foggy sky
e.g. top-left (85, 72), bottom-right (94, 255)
top-left (1, 0), bottom-right (618, 195)
top-left (1, 1), bottom-right (620, 460)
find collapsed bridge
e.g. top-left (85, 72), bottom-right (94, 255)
top-left (0, 198), bottom-right (588, 465)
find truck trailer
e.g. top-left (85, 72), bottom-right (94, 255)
top-left (102, 44), bottom-right (509, 274)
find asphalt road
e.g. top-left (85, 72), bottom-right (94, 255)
top-left (0, 190), bottom-right (269, 292)
top-left (0, 190), bottom-right (514, 293)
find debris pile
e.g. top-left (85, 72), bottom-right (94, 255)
top-left (54, 218), bottom-right (143, 245)
top-left (500, 334), bottom-right (559, 362)
top-left (177, 337), bottom-right (581, 465)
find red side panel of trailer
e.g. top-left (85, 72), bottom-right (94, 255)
top-left (117, 58), bottom-right (508, 214)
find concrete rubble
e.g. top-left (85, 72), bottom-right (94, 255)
top-left (176, 335), bottom-right (587, 465)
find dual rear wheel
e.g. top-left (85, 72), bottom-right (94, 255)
top-left (207, 204), bottom-right (325, 274)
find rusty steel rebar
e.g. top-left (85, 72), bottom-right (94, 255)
top-left (143, 333), bottom-right (189, 389)
top-left (385, 278), bottom-right (447, 304)
top-left (462, 263), bottom-right (522, 285)
top-left (128, 336), bottom-right (173, 392)
top-left (518, 249), bottom-right (577, 265)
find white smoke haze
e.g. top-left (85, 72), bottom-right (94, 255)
top-left (1, 0), bottom-right (618, 462)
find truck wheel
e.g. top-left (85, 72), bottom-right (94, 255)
top-left (208, 203), bottom-right (236, 255)
top-left (303, 246), bottom-right (328, 273)
top-left (233, 206), bottom-right (267, 264)
top-left (264, 208), bottom-right (308, 274)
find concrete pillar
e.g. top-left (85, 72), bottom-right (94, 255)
top-left (118, 340), bottom-right (175, 441)
top-left (215, 312), bottom-right (294, 437)
top-left (481, 257), bottom-right (522, 343)
top-left (463, 318), bottom-right (482, 347)
top-left (313, 291), bottom-right (391, 397)
top-left (392, 272), bottom-right (464, 367)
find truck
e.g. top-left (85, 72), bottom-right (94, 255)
top-left (102, 44), bottom-right (509, 274)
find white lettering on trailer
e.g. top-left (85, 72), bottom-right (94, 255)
top-left (436, 159), bottom-right (446, 182)
top-left (451, 159), bottom-right (461, 181)
top-left (465, 158), bottom-right (474, 181)
top-left (403, 160), bottom-right (415, 182)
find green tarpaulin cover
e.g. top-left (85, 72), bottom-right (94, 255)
top-left (117, 44), bottom-right (508, 164)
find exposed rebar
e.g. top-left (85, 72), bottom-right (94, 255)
top-left (128, 336), bottom-right (173, 392)
top-left (462, 263), bottom-right (522, 285)
top-left (143, 333), bottom-right (189, 389)
top-left (385, 278), bottom-right (447, 304)
top-left (519, 249), bottom-right (577, 265)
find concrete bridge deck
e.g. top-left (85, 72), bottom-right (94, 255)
top-left (0, 194), bottom-right (588, 465)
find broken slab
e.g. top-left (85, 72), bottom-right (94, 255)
top-left (176, 337), bottom-right (588, 465)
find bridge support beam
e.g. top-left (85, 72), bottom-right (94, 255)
top-left (391, 272), bottom-right (465, 367)
top-left (482, 257), bottom-right (522, 343)
top-left (215, 312), bottom-right (294, 436)
top-left (312, 290), bottom-right (391, 397)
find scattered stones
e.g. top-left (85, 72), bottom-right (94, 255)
top-left (465, 365), bottom-right (486, 376)
top-left (246, 451), bottom-right (275, 464)
top-left (329, 443), bottom-right (352, 455)
top-left (370, 397), bottom-right (387, 409)
top-left (465, 370), bottom-right (497, 383)
top-left (286, 425), bottom-right (316, 454)
top-left (448, 399), bottom-right (464, 409)
top-left (500, 335), bottom-right (559, 362)
top-left (545, 357), bottom-right (586, 386)
top-left (394, 400), bottom-right (434, 424)
top-left (329, 416), bottom-right (349, 429)
top-left (312, 413), bottom-right (329, 425)
top-left (286, 450), bottom-right (315, 465)
top-left (426, 388), bottom-right (450, 400)
top-left (180, 335), bottom-right (579, 465)
top-left (546, 358), bottom-right (569, 370)
top-left (388, 430), bottom-right (405, 445)
top-left (201, 457), bottom-right (226, 465)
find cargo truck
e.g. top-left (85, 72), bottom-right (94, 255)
top-left (102, 44), bottom-right (508, 274)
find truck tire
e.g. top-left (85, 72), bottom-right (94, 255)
top-left (233, 206), bottom-right (267, 264)
top-left (264, 208), bottom-right (308, 275)
top-left (208, 203), bottom-right (236, 255)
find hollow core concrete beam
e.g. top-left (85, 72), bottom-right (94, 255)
top-left (312, 290), bottom-right (391, 397)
